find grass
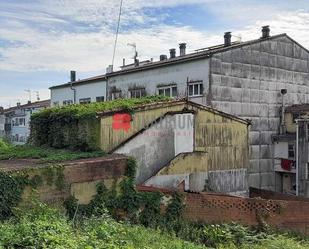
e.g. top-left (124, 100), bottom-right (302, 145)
top-left (0, 141), bottom-right (105, 162)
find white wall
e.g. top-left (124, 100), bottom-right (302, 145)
top-left (108, 58), bottom-right (209, 103)
top-left (114, 113), bottom-right (194, 183)
top-left (51, 80), bottom-right (106, 106)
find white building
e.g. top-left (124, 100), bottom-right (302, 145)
top-left (49, 26), bottom-right (309, 191)
top-left (0, 100), bottom-right (50, 144)
top-left (50, 73), bottom-right (106, 107)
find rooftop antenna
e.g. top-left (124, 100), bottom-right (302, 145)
top-left (35, 91), bottom-right (40, 101)
top-left (127, 43), bottom-right (138, 61)
top-left (232, 34), bottom-right (242, 42)
top-left (24, 89), bottom-right (31, 102)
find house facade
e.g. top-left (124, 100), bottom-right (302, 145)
top-left (0, 100), bottom-right (50, 144)
top-left (272, 104), bottom-right (309, 197)
top-left (50, 74), bottom-right (106, 107)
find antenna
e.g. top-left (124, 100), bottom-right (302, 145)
top-left (34, 91), bottom-right (40, 101)
top-left (24, 89), bottom-right (31, 102)
top-left (127, 43), bottom-right (138, 60)
top-left (232, 34), bottom-right (242, 42)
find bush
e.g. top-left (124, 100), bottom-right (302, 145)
top-left (30, 96), bottom-right (170, 151)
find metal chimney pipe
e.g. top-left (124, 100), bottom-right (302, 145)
top-left (179, 43), bottom-right (186, 56)
top-left (160, 54), bottom-right (168, 61)
top-left (169, 48), bottom-right (176, 59)
top-left (224, 32), bottom-right (232, 46)
top-left (70, 71), bottom-right (76, 82)
top-left (261, 25), bottom-right (270, 38)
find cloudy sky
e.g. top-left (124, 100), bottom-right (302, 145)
top-left (1, 0), bottom-right (309, 107)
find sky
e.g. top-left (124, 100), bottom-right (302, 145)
top-left (1, 0), bottom-right (309, 107)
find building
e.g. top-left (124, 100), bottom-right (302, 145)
top-left (272, 103), bottom-right (309, 197)
top-left (0, 100), bottom-right (50, 144)
top-left (50, 72), bottom-right (106, 107)
top-left (98, 99), bottom-right (250, 195)
top-left (50, 25), bottom-right (309, 191)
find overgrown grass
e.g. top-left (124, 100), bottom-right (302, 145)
top-left (0, 140), bottom-right (105, 162)
top-left (0, 201), bottom-right (205, 249)
top-left (1, 201), bottom-right (308, 249)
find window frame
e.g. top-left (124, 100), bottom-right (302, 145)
top-left (188, 81), bottom-right (203, 97)
top-left (288, 144), bottom-right (295, 159)
top-left (157, 85), bottom-right (178, 98)
top-left (96, 96), bottom-right (105, 102)
top-left (79, 98), bottom-right (91, 104)
top-left (129, 88), bottom-right (146, 99)
top-left (63, 100), bottom-right (73, 106)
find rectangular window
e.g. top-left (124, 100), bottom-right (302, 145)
top-left (288, 144), bottom-right (295, 158)
top-left (79, 98), bottom-right (91, 104)
top-left (19, 118), bottom-right (25, 126)
top-left (130, 88), bottom-right (146, 99)
top-left (111, 91), bottom-right (122, 100)
top-left (157, 86), bottom-right (178, 98)
top-left (188, 82), bottom-right (203, 97)
top-left (96, 96), bottom-right (105, 102)
top-left (63, 100), bottom-right (73, 106)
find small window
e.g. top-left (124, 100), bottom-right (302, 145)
top-left (79, 98), bottom-right (91, 104)
top-left (292, 113), bottom-right (300, 123)
top-left (96, 96), bottom-right (105, 102)
top-left (157, 85), bottom-right (178, 98)
top-left (63, 100), bottom-right (73, 106)
top-left (19, 118), bottom-right (25, 126)
top-left (53, 101), bottom-right (59, 107)
top-left (288, 144), bottom-right (295, 158)
top-left (130, 88), bottom-right (146, 99)
top-left (111, 91), bottom-right (122, 100)
top-left (188, 82), bottom-right (203, 97)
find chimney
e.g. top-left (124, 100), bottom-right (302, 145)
top-left (179, 43), bottom-right (186, 56)
top-left (17, 102), bottom-right (21, 107)
top-left (70, 70), bottom-right (76, 82)
top-left (224, 32), bottom-right (231, 46)
top-left (134, 58), bottom-right (139, 66)
top-left (27, 100), bottom-right (31, 104)
top-left (169, 48), bottom-right (176, 59)
top-left (261, 25), bottom-right (270, 38)
top-left (106, 65), bottom-right (113, 73)
top-left (123, 58), bottom-right (126, 67)
top-left (160, 54), bottom-right (168, 61)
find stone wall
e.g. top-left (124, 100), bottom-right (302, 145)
top-left (209, 35), bottom-right (309, 190)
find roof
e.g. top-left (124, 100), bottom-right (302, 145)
top-left (49, 74), bottom-right (106, 90)
top-left (3, 99), bottom-right (50, 113)
top-left (105, 33), bottom-right (296, 77)
top-left (49, 33), bottom-right (305, 89)
top-left (285, 104), bottom-right (309, 113)
top-left (97, 98), bottom-right (250, 125)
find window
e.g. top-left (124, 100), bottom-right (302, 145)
top-left (188, 82), bottom-right (203, 97)
top-left (96, 96), bottom-right (105, 102)
top-left (53, 101), bottom-right (59, 107)
top-left (63, 100), bottom-right (73, 106)
top-left (292, 113), bottom-right (300, 123)
top-left (12, 118), bottom-right (25, 127)
top-left (111, 91), bottom-right (122, 100)
top-left (79, 98), bottom-right (91, 104)
top-left (288, 144), bottom-right (295, 158)
top-left (130, 88), bottom-right (146, 98)
top-left (158, 86), bottom-right (178, 98)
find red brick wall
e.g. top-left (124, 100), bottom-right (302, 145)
top-left (138, 186), bottom-right (309, 235)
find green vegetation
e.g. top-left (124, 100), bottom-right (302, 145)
top-left (0, 143), bottom-right (105, 162)
top-left (30, 96), bottom-right (170, 151)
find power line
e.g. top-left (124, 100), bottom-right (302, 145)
top-left (111, 0), bottom-right (123, 67)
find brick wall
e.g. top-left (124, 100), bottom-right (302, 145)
top-left (138, 186), bottom-right (309, 235)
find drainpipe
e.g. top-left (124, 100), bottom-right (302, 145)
top-left (296, 119), bottom-right (299, 196)
top-left (70, 71), bottom-right (77, 104)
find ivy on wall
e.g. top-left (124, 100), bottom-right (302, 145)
top-left (64, 157), bottom-right (185, 227)
top-left (0, 165), bottom-right (66, 221)
top-left (30, 96), bottom-right (170, 151)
